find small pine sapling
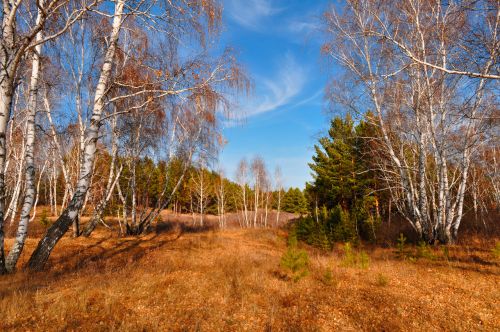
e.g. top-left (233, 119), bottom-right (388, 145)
top-left (492, 242), bottom-right (500, 260)
top-left (376, 273), bottom-right (389, 287)
top-left (358, 250), bottom-right (370, 269)
top-left (416, 241), bottom-right (435, 260)
top-left (281, 233), bottom-right (309, 282)
top-left (40, 210), bottom-right (50, 228)
top-left (396, 233), bottom-right (407, 259)
top-left (341, 242), bottom-right (356, 267)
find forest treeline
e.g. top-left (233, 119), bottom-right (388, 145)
top-left (35, 154), bottom-right (308, 230)
top-left (0, 0), bottom-right (498, 274)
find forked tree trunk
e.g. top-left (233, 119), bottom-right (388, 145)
top-left (27, 0), bottom-right (125, 271)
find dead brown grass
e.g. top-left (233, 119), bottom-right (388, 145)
top-left (1, 219), bottom-right (499, 331)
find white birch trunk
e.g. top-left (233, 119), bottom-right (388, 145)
top-left (82, 114), bottom-right (121, 237)
top-left (5, 5), bottom-right (44, 270)
top-left (27, 0), bottom-right (125, 270)
top-left (0, 12), bottom-right (16, 273)
top-left (242, 184), bottom-right (248, 227)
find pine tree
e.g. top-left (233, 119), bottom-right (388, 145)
top-left (282, 188), bottom-right (308, 215)
top-left (303, 113), bottom-right (382, 244)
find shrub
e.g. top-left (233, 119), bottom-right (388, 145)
top-left (295, 204), bottom-right (359, 251)
top-left (492, 242), bottom-right (500, 260)
top-left (341, 243), bottom-right (369, 269)
top-left (416, 241), bottom-right (435, 260)
top-left (330, 205), bottom-right (358, 243)
top-left (358, 251), bottom-right (370, 269)
top-left (341, 242), bottom-right (356, 267)
top-left (294, 216), bottom-right (332, 250)
top-left (352, 198), bottom-right (381, 243)
top-left (40, 210), bottom-right (50, 228)
top-left (281, 233), bottom-right (309, 282)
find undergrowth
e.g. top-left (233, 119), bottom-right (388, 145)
top-left (280, 233), bottom-right (309, 282)
top-left (341, 242), bottom-right (370, 269)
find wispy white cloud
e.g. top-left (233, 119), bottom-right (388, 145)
top-left (293, 88), bottom-right (323, 108)
top-left (251, 56), bottom-right (305, 115)
top-left (225, 0), bottom-right (283, 30)
top-left (288, 20), bottom-right (319, 34)
top-left (282, 4), bottom-right (325, 44)
top-left (226, 53), bottom-right (306, 125)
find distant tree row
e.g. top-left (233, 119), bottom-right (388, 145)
top-left (34, 152), bottom-right (307, 230)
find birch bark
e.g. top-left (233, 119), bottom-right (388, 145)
top-left (5, 3), bottom-right (44, 271)
top-left (27, 0), bottom-right (125, 270)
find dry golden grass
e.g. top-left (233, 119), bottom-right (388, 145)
top-left (1, 219), bottom-right (499, 331)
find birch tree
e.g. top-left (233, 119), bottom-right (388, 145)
top-left (322, 0), bottom-right (499, 243)
top-left (4, 3), bottom-right (44, 271)
top-left (236, 158), bottom-right (249, 227)
top-left (27, 0), bottom-right (126, 270)
top-left (0, 0), bottom-right (247, 270)
top-left (215, 168), bottom-right (227, 229)
top-left (81, 107), bottom-right (122, 237)
top-left (251, 156), bottom-right (267, 227)
top-left (191, 160), bottom-right (209, 227)
top-left (0, 0), bottom-right (97, 273)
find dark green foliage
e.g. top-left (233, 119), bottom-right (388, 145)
top-left (330, 205), bottom-right (357, 242)
top-left (295, 217), bottom-right (332, 250)
top-left (281, 188), bottom-right (308, 215)
top-left (303, 113), bottom-right (382, 245)
top-left (306, 114), bottom-right (379, 210)
top-left (294, 204), bottom-right (358, 250)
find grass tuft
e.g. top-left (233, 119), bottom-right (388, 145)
top-left (376, 273), bottom-right (389, 287)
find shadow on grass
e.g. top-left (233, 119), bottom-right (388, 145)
top-left (154, 220), bottom-right (217, 235)
top-left (0, 220), bottom-right (217, 299)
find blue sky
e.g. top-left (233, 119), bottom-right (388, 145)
top-left (219, 0), bottom-right (333, 189)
